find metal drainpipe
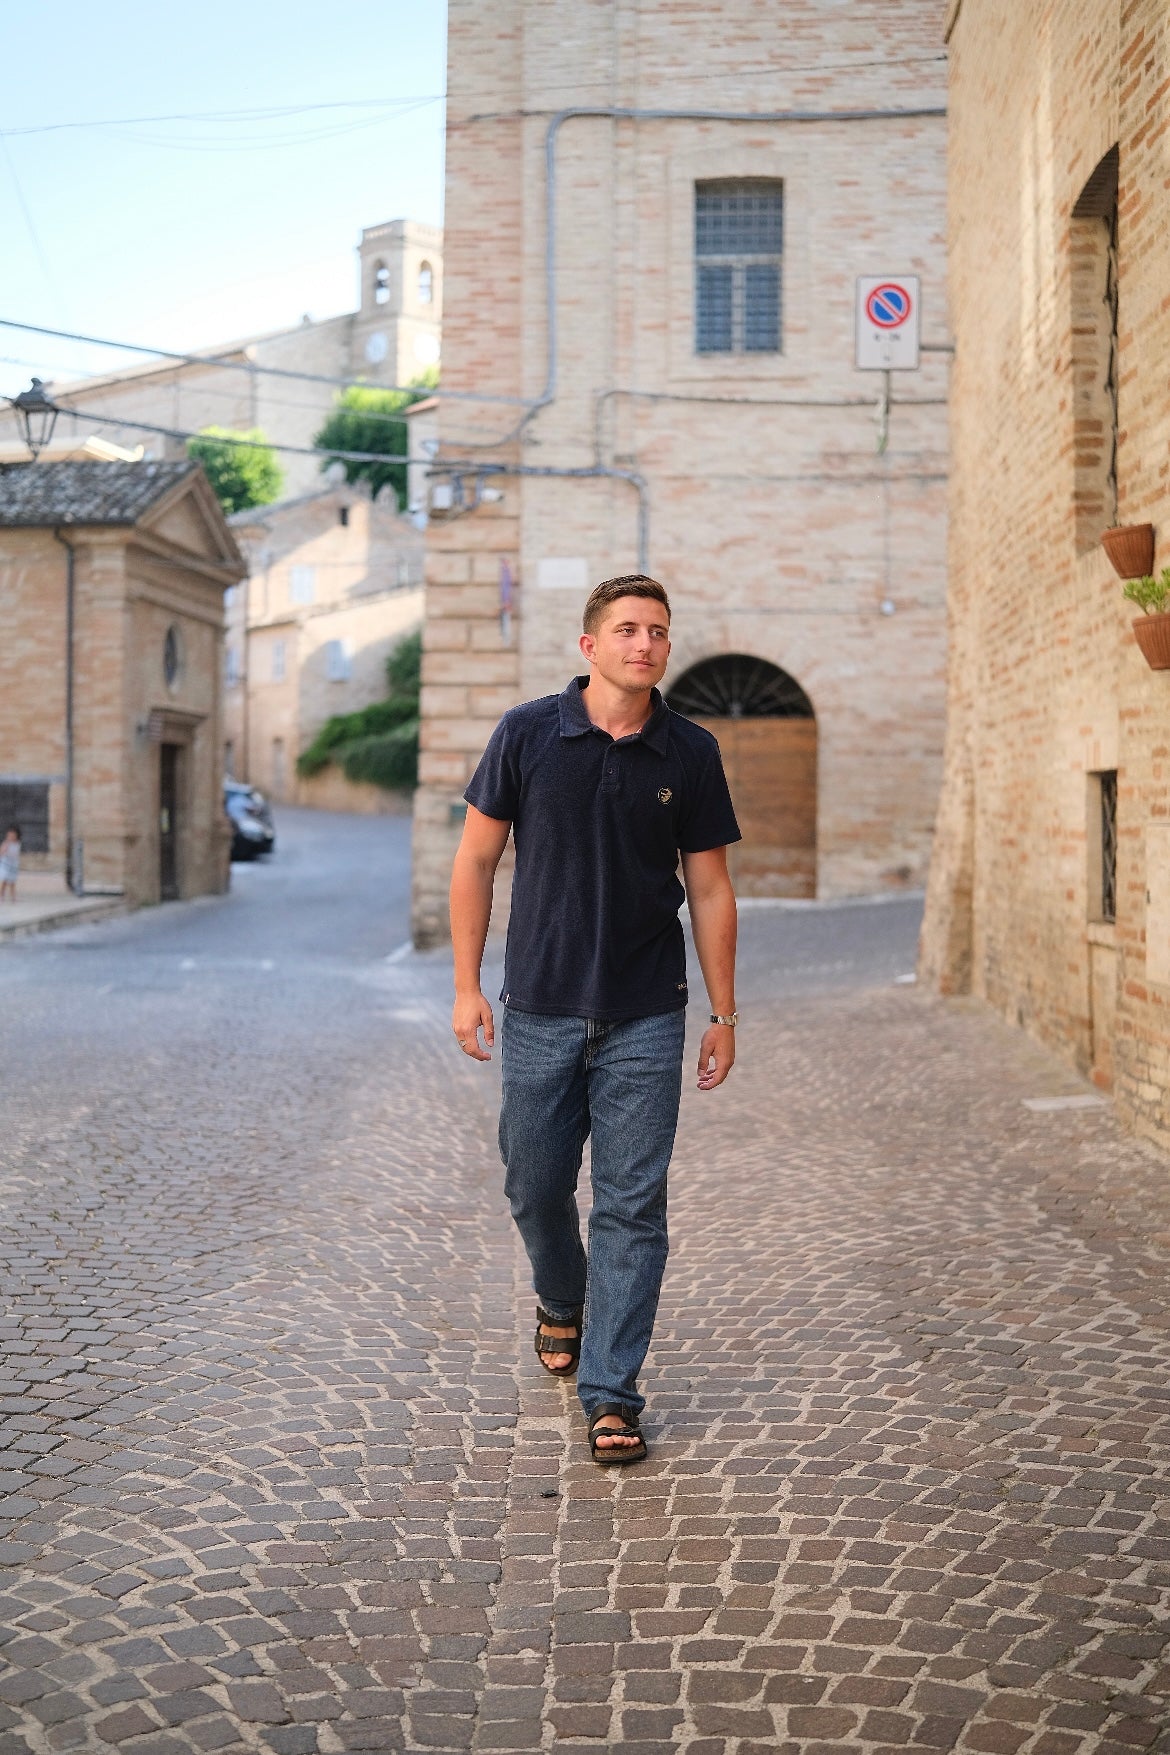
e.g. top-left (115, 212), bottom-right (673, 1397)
top-left (52, 528), bottom-right (77, 893)
top-left (429, 459), bottom-right (650, 571)
top-left (436, 102), bottom-right (947, 565)
top-left (443, 96), bottom-right (947, 452)
top-left (543, 104), bottom-right (946, 426)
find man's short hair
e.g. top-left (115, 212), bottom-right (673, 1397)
top-left (583, 574), bottom-right (671, 635)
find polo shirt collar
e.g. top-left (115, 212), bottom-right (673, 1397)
top-left (559, 676), bottom-right (670, 755)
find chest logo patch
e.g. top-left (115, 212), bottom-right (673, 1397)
top-left (657, 787), bottom-right (673, 805)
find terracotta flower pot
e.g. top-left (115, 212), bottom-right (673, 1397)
top-left (1102, 523), bottom-right (1155, 579)
top-left (1132, 612), bottom-right (1170, 670)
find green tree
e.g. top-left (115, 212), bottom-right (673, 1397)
top-left (187, 427), bottom-right (283, 514)
top-left (313, 370), bottom-right (438, 511)
top-left (297, 630), bottom-right (422, 792)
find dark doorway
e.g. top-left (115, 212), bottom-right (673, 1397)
top-left (159, 743), bottom-right (180, 901)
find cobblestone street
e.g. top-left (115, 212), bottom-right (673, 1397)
top-left (2, 811), bottom-right (1169, 1754)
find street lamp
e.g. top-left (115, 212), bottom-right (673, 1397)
top-left (8, 377), bottom-right (60, 459)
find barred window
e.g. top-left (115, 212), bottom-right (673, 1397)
top-left (1094, 770), bottom-right (1118, 923)
top-left (695, 180), bottom-right (783, 355)
top-left (0, 782), bottom-right (49, 854)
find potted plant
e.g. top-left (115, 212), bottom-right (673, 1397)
top-left (1103, 522), bottom-right (1156, 579)
top-left (1123, 567), bottom-right (1170, 669)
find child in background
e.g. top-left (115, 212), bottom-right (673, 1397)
top-left (0, 825), bottom-right (21, 903)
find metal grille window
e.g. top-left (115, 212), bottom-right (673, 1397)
top-left (695, 181), bottom-right (783, 355)
top-left (1098, 769), bottom-right (1118, 923)
top-left (666, 654), bottom-right (812, 720)
top-left (0, 782), bottom-right (50, 854)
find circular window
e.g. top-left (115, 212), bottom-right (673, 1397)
top-left (163, 625), bottom-right (181, 691)
top-left (666, 653), bottom-right (814, 720)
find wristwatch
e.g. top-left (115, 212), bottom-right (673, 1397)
top-left (709, 1012), bottom-right (738, 1027)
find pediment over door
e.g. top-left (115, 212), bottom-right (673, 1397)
top-left (137, 470), bottom-right (246, 580)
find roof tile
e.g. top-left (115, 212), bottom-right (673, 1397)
top-left (0, 460), bottom-right (196, 528)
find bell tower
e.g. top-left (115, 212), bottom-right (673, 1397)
top-left (352, 219), bottom-right (443, 387)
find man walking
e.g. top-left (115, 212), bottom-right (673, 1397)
top-left (449, 575), bottom-right (739, 1463)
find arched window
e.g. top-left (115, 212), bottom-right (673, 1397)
top-left (373, 261), bottom-right (391, 306)
top-left (418, 261), bottom-right (434, 305)
top-left (666, 653), bottom-right (813, 719)
top-left (1070, 145), bottom-right (1119, 550)
top-left (163, 625), bottom-right (181, 690)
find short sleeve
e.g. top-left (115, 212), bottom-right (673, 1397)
top-left (464, 714), bottom-right (522, 821)
top-left (677, 743), bottom-right (742, 853)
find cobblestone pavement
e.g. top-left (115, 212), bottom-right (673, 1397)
top-left (2, 812), bottom-right (1170, 1753)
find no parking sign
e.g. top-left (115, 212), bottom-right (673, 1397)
top-left (856, 275), bottom-right (921, 370)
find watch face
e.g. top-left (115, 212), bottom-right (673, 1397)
top-left (413, 331), bottom-right (440, 365)
top-left (364, 332), bottom-right (389, 365)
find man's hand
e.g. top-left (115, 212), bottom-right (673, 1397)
top-left (697, 1022), bottom-right (735, 1090)
top-left (453, 991), bottom-right (495, 1061)
top-left (450, 806), bottom-right (510, 1063)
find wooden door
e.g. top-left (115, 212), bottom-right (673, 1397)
top-left (694, 717), bottom-right (817, 897)
top-left (159, 743), bottom-right (180, 901)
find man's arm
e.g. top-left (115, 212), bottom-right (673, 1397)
top-left (681, 845), bottom-right (738, 1090)
top-left (450, 804), bottom-right (512, 1061)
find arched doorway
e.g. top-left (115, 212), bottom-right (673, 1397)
top-left (667, 654), bottom-right (817, 896)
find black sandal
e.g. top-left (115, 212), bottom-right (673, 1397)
top-left (534, 1305), bottom-right (583, 1376)
top-left (587, 1402), bottom-right (648, 1466)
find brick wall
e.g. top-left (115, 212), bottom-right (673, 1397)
top-left (412, 0), bottom-right (951, 946)
top-left (0, 531), bottom-right (68, 871)
top-left (920, 0), bottom-right (1170, 1149)
top-left (0, 515), bottom-right (236, 905)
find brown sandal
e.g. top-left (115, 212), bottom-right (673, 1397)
top-left (588, 1402), bottom-right (647, 1466)
top-left (534, 1305), bottom-right (583, 1376)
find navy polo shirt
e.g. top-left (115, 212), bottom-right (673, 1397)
top-left (464, 676), bottom-right (741, 1020)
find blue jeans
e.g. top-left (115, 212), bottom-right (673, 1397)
top-left (498, 1005), bottom-right (686, 1418)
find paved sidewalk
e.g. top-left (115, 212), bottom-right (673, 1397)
top-left (1, 851), bottom-right (1168, 1752)
top-left (0, 874), bottom-right (126, 942)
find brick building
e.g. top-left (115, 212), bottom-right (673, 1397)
top-left (0, 221), bottom-right (442, 499)
top-left (920, 0), bottom-right (1170, 1147)
top-left (411, 0), bottom-right (951, 945)
top-left (0, 461), bottom-right (245, 905)
top-left (226, 483), bottom-right (424, 809)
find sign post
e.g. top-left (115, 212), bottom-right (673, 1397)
top-left (855, 276), bottom-right (921, 371)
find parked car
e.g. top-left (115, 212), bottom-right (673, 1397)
top-left (224, 779), bottom-right (275, 861)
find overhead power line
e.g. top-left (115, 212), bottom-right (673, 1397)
top-left (62, 405), bottom-right (414, 467)
top-left (0, 317), bottom-right (526, 405)
top-left (0, 97), bottom-right (446, 138)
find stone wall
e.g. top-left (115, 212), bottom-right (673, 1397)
top-left (920, 0), bottom-right (1170, 1148)
top-left (412, 0), bottom-right (951, 946)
